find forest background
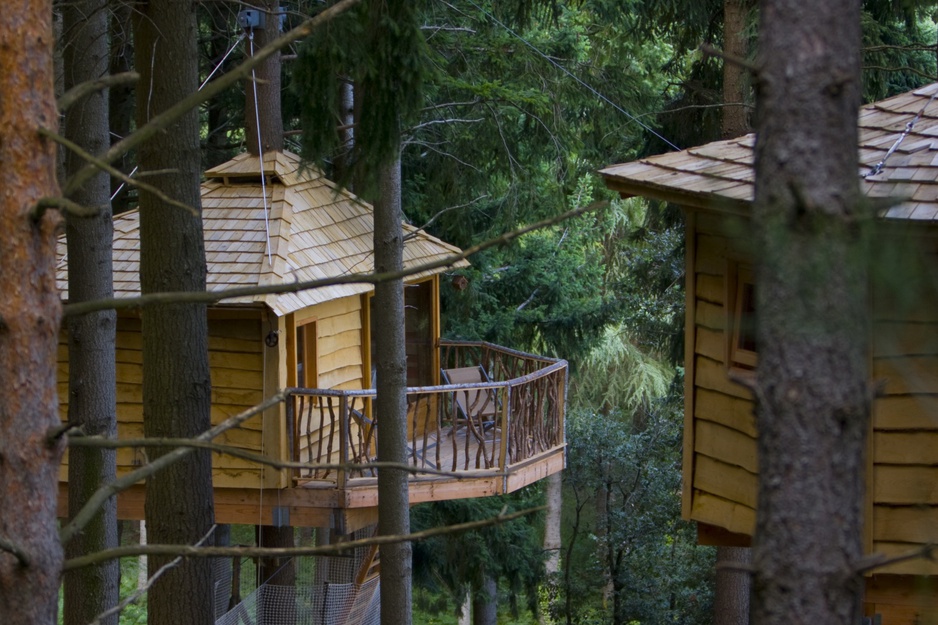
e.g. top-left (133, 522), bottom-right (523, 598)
top-left (9, 0), bottom-right (938, 623)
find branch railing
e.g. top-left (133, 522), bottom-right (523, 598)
top-left (285, 341), bottom-right (567, 486)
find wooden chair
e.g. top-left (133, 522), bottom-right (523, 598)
top-left (441, 365), bottom-right (498, 436)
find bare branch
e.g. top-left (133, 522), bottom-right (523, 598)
top-left (63, 0), bottom-right (363, 197)
top-left (699, 43), bottom-right (759, 74)
top-left (402, 194), bottom-right (490, 241)
top-left (58, 71), bottom-right (139, 113)
top-left (0, 535), bottom-right (30, 567)
top-left (67, 434), bottom-right (469, 478)
top-left (408, 117), bottom-right (485, 133)
top-left (59, 393), bottom-right (287, 544)
top-left (31, 197), bottom-right (99, 221)
top-left (63, 200), bottom-right (608, 317)
top-left (87, 526), bottom-right (216, 625)
top-left (37, 128), bottom-right (198, 216)
top-left (853, 543), bottom-right (938, 574)
top-left (65, 507), bottom-right (544, 571)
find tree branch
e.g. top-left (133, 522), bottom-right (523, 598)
top-left (67, 434), bottom-right (469, 478)
top-left (0, 535), bottom-right (30, 567)
top-left (59, 393), bottom-right (287, 544)
top-left (86, 526), bottom-right (216, 625)
top-left (31, 197), bottom-right (99, 221)
top-left (853, 543), bottom-right (938, 574)
top-left (63, 200), bottom-right (607, 317)
top-left (58, 71), bottom-right (139, 113)
top-left (64, 506), bottom-right (543, 571)
top-left (63, 0), bottom-right (363, 197)
top-left (36, 127), bottom-right (197, 217)
top-left (699, 43), bottom-right (759, 74)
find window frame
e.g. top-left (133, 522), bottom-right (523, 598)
top-left (725, 260), bottom-right (757, 370)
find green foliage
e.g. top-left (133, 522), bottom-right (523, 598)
top-left (560, 402), bottom-right (714, 625)
top-left (861, 4), bottom-right (937, 101)
top-left (412, 490), bottom-right (546, 619)
top-left (292, 0), bottom-right (431, 190)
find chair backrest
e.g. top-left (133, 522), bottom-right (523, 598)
top-left (442, 366), bottom-right (497, 419)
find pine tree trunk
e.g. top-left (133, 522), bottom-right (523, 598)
top-left (714, 547), bottom-right (750, 625)
top-left (61, 0), bottom-right (119, 623)
top-left (108, 0), bottom-right (134, 214)
top-left (722, 0), bottom-right (751, 139)
top-left (374, 154), bottom-right (413, 625)
top-left (0, 3), bottom-right (64, 623)
top-left (472, 575), bottom-right (497, 625)
top-left (751, 2), bottom-right (867, 624)
top-left (134, 1), bottom-right (215, 623)
top-left (245, 0), bottom-right (283, 156)
top-left (540, 472), bottom-right (562, 624)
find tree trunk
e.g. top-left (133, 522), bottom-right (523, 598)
top-left (134, 1), bottom-right (215, 623)
top-left (257, 525), bottom-right (296, 624)
top-left (61, 0), bottom-right (119, 623)
top-left (714, 547), bottom-right (750, 625)
top-left (374, 153), bottom-right (412, 625)
top-left (540, 471), bottom-right (562, 625)
top-left (722, 0), bottom-right (751, 139)
top-left (0, 3), bottom-right (64, 624)
top-left (751, 2), bottom-right (867, 625)
top-left (245, 0), bottom-right (283, 156)
top-left (108, 0), bottom-right (134, 214)
top-left (472, 575), bottom-right (497, 625)
top-left (204, 2), bottom-right (236, 169)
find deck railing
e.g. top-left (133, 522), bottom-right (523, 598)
top-left (285, 340), bottom-right (567, 487)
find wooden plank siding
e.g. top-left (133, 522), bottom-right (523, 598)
top-left (687, 211), bottom-right (938, 576)
top-left (869, 259), bottom-right (938, 576)
top-left (686, 211), bottom-right (759, 537)
top-left (58, 310), bottom-right (267, 489)
top-left (292, 296), bottom-right (366, 476)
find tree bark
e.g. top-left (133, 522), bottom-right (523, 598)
top-left (751, 2), bottom-right (867, 625)
top-left (134, 1), bottom-right (215, 623)
top-left (108, 0), bottom-right (134, 214)
top-left (61, 0), bottom-right (120, 623)
top-left (0, 2), bottom-right (64, 624)
top-left (722, 0), bottom-right (751, 139)
top-left (374, 153), bottom-right (412, 625)
top-left (714, 547), bottom-right (750, 625)
top-left (472, 575), bottom-right (498, 625)
top-left (245, 0), bottom-right (283, 156)
top-left (540, 471), bottom-right (562, 624)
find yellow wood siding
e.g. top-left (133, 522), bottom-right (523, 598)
top-left (293, 296), bottom-right (366, 477)
top-left (59, 311), bottom-right (267, 489)
top-left (869, 263), bottom-right (938, 575)
top-left (686, 212), bottom-right (758, 536)
top-left (689, 213), bottom-right (938, 575)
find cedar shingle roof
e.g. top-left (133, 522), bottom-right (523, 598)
top-left (600, 83), bottom-right (938, 221)
top-left (58, 150), bottom-right (467, 315)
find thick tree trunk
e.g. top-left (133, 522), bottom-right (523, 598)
top-left (540, 471), bottom-right (562, 624)
top-left (108, 0), bottom-right (134, 214)
top-left (751, 2), bottom-right (867, 625)
top-left (245, 0), bottom-right (283, 156)
top-left (714, 547), bottom-right (750, 625)
top-left (0, 3), bottom-right (64, 624)
top-left (61, 0), bottom-right (119, 623)
top-left (722, 0), bottom-right (751, 139)
top-left (472, 575), bottom-right (498, 625)
top-left (374, 154), bottom-right (413, 625)
top-left (257, 525), bottom-right (296, 624)
top-left (134, 1), bottom-right (216, 624)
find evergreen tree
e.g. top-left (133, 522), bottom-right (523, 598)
top-left (134, 1), bottom-right (215, 622)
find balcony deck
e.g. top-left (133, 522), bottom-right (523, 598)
top-left (57, 341), bottom-right (567, 531)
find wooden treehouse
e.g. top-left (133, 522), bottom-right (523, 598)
top-left (601, 83), bottom-right (938, 624)
top-left (56, 150), bottom-right (567, 534)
